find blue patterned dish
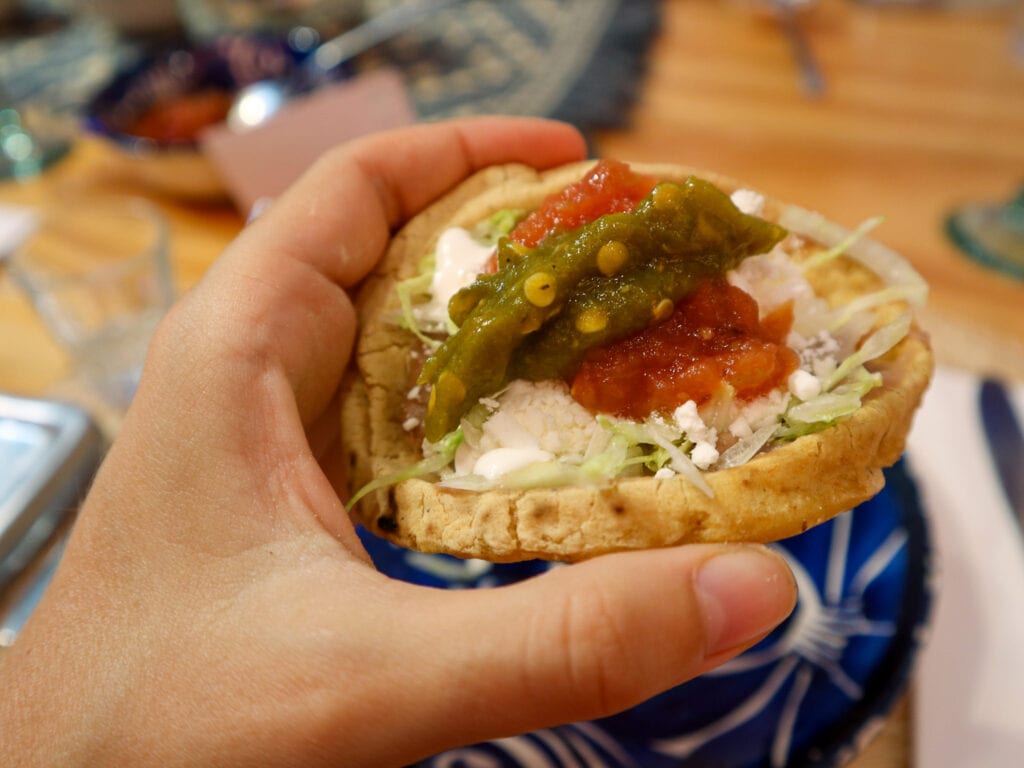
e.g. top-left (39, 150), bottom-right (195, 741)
top-left (357, 459), bottom-right (932, 767)
top-left (85, 35), bottom-right (302, 147)
top-left (83, 35), bottom-right (305, 199)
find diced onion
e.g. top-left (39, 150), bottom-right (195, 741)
top-left (779, 205), bottom-right (928, 306)
top-left (716, 421), bottom-right (779, 470)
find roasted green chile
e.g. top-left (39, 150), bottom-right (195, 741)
top-left (418, 177), bottom-right (787, 441)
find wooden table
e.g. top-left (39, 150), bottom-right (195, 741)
top-left (2, 0), bottom-right (1023, 765)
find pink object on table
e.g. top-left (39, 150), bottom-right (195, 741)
top-left (199, 68), bottom-right (417, 215)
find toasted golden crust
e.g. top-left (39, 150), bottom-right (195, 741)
top-left (342, 162), bottom-right (934, 562)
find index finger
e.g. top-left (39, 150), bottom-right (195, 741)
top-left (158, 117), bottom-right (586, 431)
top-left (233, 116), bottom-right (587, 287)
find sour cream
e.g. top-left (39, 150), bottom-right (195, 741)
top-left (473, 447), bottom-right (554, 481)
top-left (419, 228), bottom-right (495, 326)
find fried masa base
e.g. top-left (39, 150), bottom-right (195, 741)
top-left (341, 162), bottom-right (934, 562)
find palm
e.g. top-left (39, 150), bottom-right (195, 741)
top-left (0, 119), bottom-right (796, 768)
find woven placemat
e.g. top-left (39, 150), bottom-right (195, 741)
top-left (362, 0), bottom-right (660, 133)
top-left (2, 0), bottom-right (660, 137)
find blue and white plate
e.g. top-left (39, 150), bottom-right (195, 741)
top-left (357, 459), bottom-right (932, 768)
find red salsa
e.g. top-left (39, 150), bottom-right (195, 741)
top-left (570, 278), bottom-right (799, 419)
top-left (126, 89), bottom-right (233, 143)
top-left (509, 159), bottom-right (657, 247)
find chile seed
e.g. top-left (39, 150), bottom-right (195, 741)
top-left (575, 309), bottom-right (609, 333)
top-left (524, 272), bottom-right (556, 307)
top-left (596, 241), bottom-right (629, 276)
top-left (652, 298), bottom-right (675, 321)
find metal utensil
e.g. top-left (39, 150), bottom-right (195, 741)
top-left (771, 0), bottom-right (825, 98)
top-left (978, 377), bottom-right (1024, 527)
top-left (227, 0), bottom-right (462, 131)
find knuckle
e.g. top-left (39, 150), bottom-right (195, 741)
top-left (310, 140), bottom-right (356, 176)
top-left (143, 299), bottom-right (198, 373)
top-left (144, 293), bottom-right (248, 398)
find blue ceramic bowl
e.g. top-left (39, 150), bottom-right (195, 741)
top-left (358, 459), bottom-right (933, 768)
top-left (83, 35), bottom-right (303, 200)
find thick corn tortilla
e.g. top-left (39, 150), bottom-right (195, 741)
top-left (342, 162), bottom-right (934, 562)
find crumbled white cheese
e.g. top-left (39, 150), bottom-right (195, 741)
top-left (407, 385), bottom-right (421, 400)
top-left (729, 247), bottom-right (817, 316)
top-left (653, 467), bottom-right (676, 479)
top-left (731, 188), bottom-right (765, 217)
top-left (673, 400), bottom-right (712, 441)
top-left (690, 441), bottom-right (720, 470)
top-left (453, 380), bottom-right (606, 476)
top-left (672, 400), bottom-right (720, 469)
top-left (728, 416), bottom-right (754, 440)
top-left (725, 387), bottom-right (792, 444)
top-left (788, 369), bottom-right (822, 401)
top-left (812, 358), bottom-right (837, 380)
top-left (402, 417), bottom-right (420, 432)
top-left (475, 409), bottom-right (539, 450)
top-left (795, 330), bottom-right (841, 380)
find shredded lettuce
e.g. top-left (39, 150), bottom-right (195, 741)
top-left (600, 417), bottom-right (713, 495)
top-left (799, 216), bottom-right (884, 272)
top-left (347, 428), bottom-right (464, 510)
top-left (438, 473), bottom-right (502, 491)
top-left (823, 312), bottom-right (911, 392)
top-left (780, 387), bottom-right (869, 439)
top-left (472, 208), bottom-right (523, 245)
top-left (394, 209), bottom-right (521, 345)
top-left (778, 371), bottom-right (881, 439)
top-left (396, 269), bottom-right (437, 347)
top-left (437, 413), bottom-right (715, 495)
top-left (827, 284), bottom-right (927, 333)
top-left (781, 206), bottom-right (927, 306)
top-left (395, 251), bottom-right (439, 345)
top-left (490, 461), bottom-right (592, 490)
top-left (582, 424), bottom-right (647, 477)
top-left (775, 314), bottom-right (908, 440)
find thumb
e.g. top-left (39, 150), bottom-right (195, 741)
top-left (395, 543), bottom-right (796, 760)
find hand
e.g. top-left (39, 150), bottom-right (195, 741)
top-left (0, 117), bottom-right (796, 768)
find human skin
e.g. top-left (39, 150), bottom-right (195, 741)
top-left (0, 117), bottom-right (796, 767)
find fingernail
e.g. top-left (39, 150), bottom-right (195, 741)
top-left (695, 546), bottom-right (796, 657)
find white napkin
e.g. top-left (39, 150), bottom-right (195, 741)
top-left (908, 366), bottom-right (1024, 766)
top-left (0, 203), bottom-right (38, 262)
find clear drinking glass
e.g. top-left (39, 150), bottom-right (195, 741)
top-left (0, 105), bottom-right (72, 181)
top-left (8, 197), bottom-right (174, 413)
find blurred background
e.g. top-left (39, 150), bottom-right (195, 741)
top-left (0, 1), bottom-right (1022, 767)
top-left (0, 0), bottom-right (1020, 388)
